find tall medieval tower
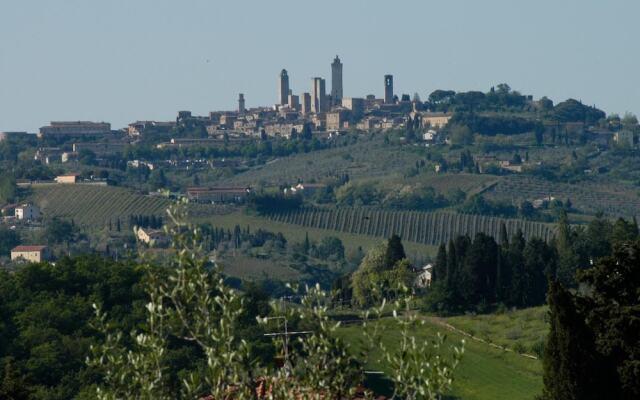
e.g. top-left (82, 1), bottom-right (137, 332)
top-left (279, 69), bottom-right (290, 106)
top-left (331, 55), bottom-right (343, 107)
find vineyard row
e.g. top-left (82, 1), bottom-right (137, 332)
top-left (266, 208), bottom-right (557, 245)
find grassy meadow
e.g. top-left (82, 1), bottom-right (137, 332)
top-left (445, 307), bottom-right (548, 357)
top-left (339, 309), bottom-right (546, 400)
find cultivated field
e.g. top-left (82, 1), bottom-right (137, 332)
top-left (484, 175), bottom-right (640, 217)
top-left (192, 210), bottom-right (438, 258)
top-left (264, 208), bottom-right (557, 245)
top-left (29, 184), bottom-right (172, 229)
top-left (218, 254), bottom-right (301, 281)
top-left (219, 135), bottom-right (425, 187)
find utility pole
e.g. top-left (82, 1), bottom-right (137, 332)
top-left (263, 296), bottom-right (311, 376)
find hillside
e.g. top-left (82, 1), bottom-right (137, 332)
top-left (28, 184), bottom-right (172, 229)
top-left (219, 134), bottom-right (423, 186)
top-left (190, 210), bottom-right (438, 258)
top-left (339, 311), bottom-right (544, 400)
top-left (484, 175), bottom-right (640, 217)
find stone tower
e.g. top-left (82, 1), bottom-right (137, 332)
top-left (384, 74), bottom-right (394, 104)
top-left (279, 69), bottom-right (290, 106)
top-left (301, 92), bottom-right (311, 115)
top-left (238, 93), bottom-right (245, 114)
top-left (331, 55), bottom-right (343, 107)
top-left (312, 77), bottom-right (327, 113)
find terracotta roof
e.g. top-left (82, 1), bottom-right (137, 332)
top-left (12, 245), bottom-right (47, 252)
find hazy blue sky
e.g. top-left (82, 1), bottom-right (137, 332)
top-left (1, 0), bottom-right (638, 131)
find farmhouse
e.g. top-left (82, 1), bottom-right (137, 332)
top-left (415, 264), bottom-right (433, 288)
top-left (186, 187), bottom-right (251, 204)
top-left (55, 173), bottom-right (81, 184)
top-left (136, 227), bottom-right (169, 246)
top-left (15, 203), bottom-right (40, 221)
top-left (11, 245), bottom-right (50, 263)
top-left (420, 112), bottom-right (452, 129)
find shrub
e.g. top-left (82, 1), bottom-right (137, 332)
top-left (513, 341), bottom-right (527, 354)
top-left (530, 338), bottom-right (546, 359)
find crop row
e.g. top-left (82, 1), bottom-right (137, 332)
top-left (485, 176), bottom-right (640, 217)
top-left (31, 185), bottom-right (171, 229)
top-left (265, 208), bottom-right (556, 245)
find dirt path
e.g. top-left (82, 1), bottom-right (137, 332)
top-left (421, 315), bottom-right (539, 360)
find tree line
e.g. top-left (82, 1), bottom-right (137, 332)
top-left (425, 229), bottom-right (554, 313)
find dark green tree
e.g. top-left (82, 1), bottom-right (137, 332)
top-left (384, 234), bottom-right (406, 269)
top-left (461, 233), bottom-right (498, 306)
top-left (507, 230), bottom-right (526, 306)
top-left (432, 244), bottom-right (447, 284)
top-left (0, 357), bottom-right (30, 400)
top-left (576, 241), bottom-right (640, 398)
top-left (543, 281), bottom-right (608, 400)
top-left (0, 226), bottom-right (20, 256)
top-left (521, 238), bottom-right (554, 306)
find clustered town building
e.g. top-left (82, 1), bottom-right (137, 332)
top-left (28, 56), bottom-right (453, 148)
top-left (14, 55), bottom-right (633, 164)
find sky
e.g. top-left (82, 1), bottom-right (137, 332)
top-left (0, 0), bottom-right (638, 132)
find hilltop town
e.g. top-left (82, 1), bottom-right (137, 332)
top-left (1, 54), bottom-right (639, 267)
top-left (2, 0), bottom-right (640, 398)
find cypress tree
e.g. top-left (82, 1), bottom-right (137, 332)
top-left (384, 234), bottom-right (406, 269)
top-left (543, 281), bottom-right (608, 400)
top-left (304, 232), bottom-right (310, 254)
top-left (499, 223), bottom-right (509, 246)
top-left (556, 210), bottom-right (582, 287)
top-left (433, 244), bottom-right (447, 283)
top-left (508, 230), bottom-right (526, 306)
top-left (446, 239), bottom-right (457, 290)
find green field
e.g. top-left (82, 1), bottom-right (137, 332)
top-left (29, 184), bottom-right (172, 229)
top-left (446, 307), bottom-right (548, 356)
top-left (218, 254), bottom-right (301, 281)
top-left (340, 314), bottom-right (544, 400)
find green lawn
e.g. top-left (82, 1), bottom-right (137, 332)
top-left (339, 316), bottom-right (543, 400)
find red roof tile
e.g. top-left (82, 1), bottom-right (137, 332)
top-left (12, 245), bottom-right (47, 252)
